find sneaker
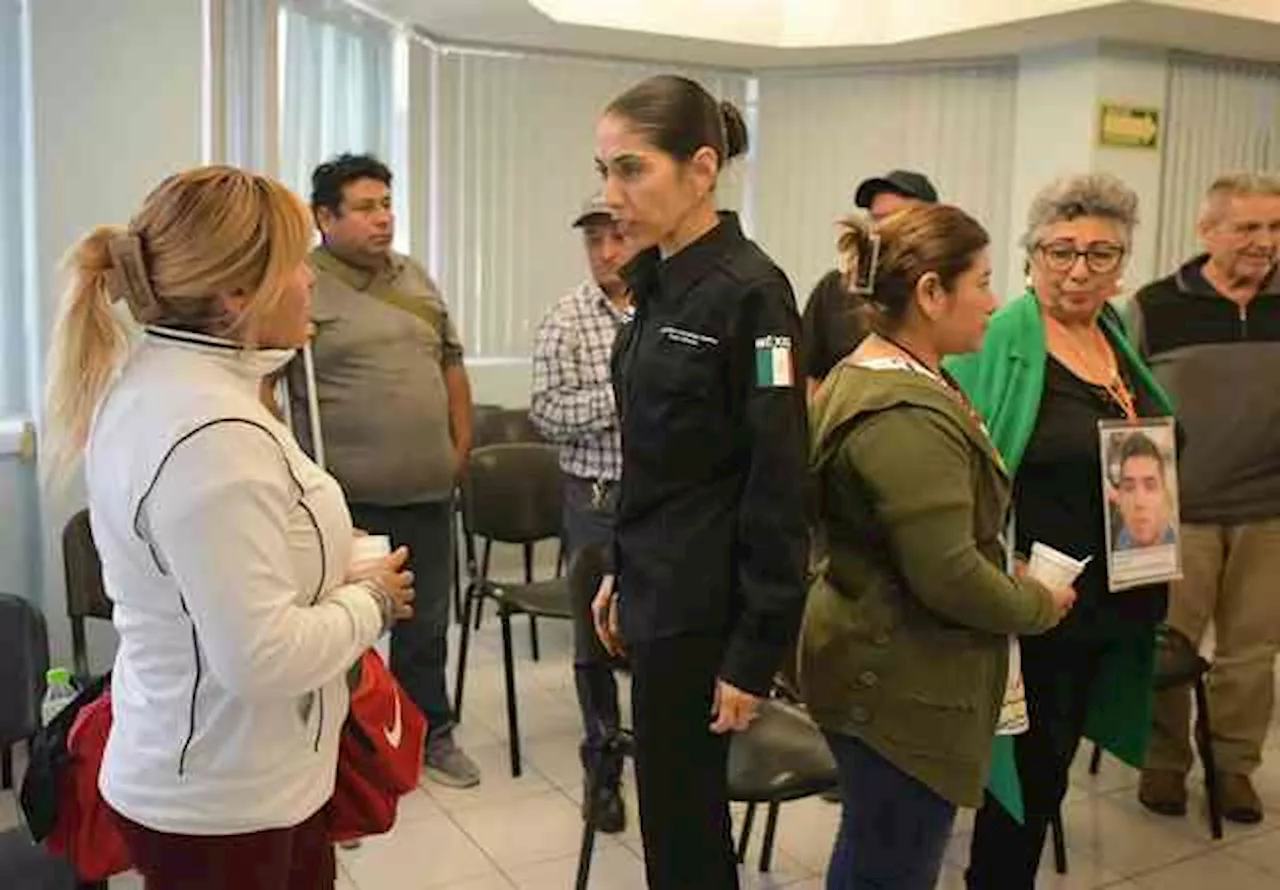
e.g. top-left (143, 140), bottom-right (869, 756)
top-left (1138, 768), bottom-right (1187, 817)
top-left (424, 733), bottom-right (481, 789)
top-left (1219, 772), bottom-right (1264, 824)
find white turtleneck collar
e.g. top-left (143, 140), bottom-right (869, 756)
top-left (143, 325), bottom-right (297, 379)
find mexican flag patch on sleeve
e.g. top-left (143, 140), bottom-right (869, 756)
top-left (754, 335), bottom-right (794, 388)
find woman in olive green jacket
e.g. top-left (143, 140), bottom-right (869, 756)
top-left (799, 204), bottom-right (1075, 890)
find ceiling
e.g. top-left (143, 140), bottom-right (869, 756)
top-left (366, 0), bottom-right (1280, 68)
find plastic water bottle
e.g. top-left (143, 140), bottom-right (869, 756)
top-left (41, 667), bottom-right (77, 727)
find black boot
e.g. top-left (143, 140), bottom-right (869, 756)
top-left (581, 737), bottom-right (626, 834)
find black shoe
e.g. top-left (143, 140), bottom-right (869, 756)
top-left (580, 735), bottom-right (627, 834)
top-left (584, 781), bottom-right (626, 834)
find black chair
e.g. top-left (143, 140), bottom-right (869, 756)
top-left (456, 407), bottom-right (557, 661)
top-left (452, 442), bottom-right (573, 777)
top-left (0, 593), bottom-right (47, 792)
top-left (570, 548), bottom-right (839, 888)
top-left (1050, 624), bottom-right (1222, 875)
top-left (452, 404), bottom-right (507, 624)
top-left (61, 511), bottom-right (113, 684)
top-left (0, 827), bottom-right (82, 890)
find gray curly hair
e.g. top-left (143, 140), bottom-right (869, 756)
top-left (1022, 172), bottom-right (1140, 251)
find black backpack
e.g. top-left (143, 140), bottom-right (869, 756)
top-left (19, 673), bottom-right (111, 841)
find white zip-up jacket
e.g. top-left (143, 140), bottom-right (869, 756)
top-left (88, 327), bottom-right (385, 835)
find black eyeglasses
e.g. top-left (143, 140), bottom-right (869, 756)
top-left (1036, 240), bottom-right (1125, 274)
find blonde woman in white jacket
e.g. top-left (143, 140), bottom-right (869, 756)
top-left (43, 166), bottom-right (415, 890)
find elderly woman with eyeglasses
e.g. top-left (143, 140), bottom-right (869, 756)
top-left (947, 174), bottom-right (1177, 888)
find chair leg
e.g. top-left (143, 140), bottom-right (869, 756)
top-left (575, 743), bottom-right (604, 890)
top-left (520, 542), bottom-right (541, 662)
top-left (453, 583), bottom-right (476, 721)
top-left (1050, 810), bottom-right (1068, 874)
top-left (1, 744), bottom-right (11, 790)
top-left (736, 802), bottom-right (757, 864)
top-left (474, 541), bottom-right (493, 630)
top-left (1089, 743), bottom-right (1103, 775)
top-left (452, 510), bottom-right (463, 625)
top-left (500, 606), bottom-right (522, 777)
top-left (759, 801), bottom-right (782, 873)
top-left (1193, 677), bottom-right (1224, 840)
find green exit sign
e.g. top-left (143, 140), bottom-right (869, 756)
top-left (1099, 103), bottom-right (1160, 150)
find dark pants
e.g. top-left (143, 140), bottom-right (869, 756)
top-left (966, 632), bottom-right (1105, 888)
top-left (563, 475), bottom-right (622, 765)
top-left (112, 805), bottom-right (334, 890)
top-left (823, 732), bottom-right (956, 890)
top-left (630, 633), bottom-right (738, 890)
top-left (349, 499), bottom-right (455, 740)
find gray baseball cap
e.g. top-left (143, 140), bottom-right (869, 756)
top-left (572, 193), bottom-right (617, 228)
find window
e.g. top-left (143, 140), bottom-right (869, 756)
top-left (0, 0), bottom-right (27, 417)
top-left (277, 0), bottom-right (406, 247)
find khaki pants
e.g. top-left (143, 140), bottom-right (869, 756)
top-left (1146, 518), bottom-right (1280, 775)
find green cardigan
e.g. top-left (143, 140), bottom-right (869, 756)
top-left (946, 291), bottom-right (1176, 821)
top-left (800, 362), bottom-right (1058, 808)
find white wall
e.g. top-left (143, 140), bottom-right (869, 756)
top-left (24, 0), bottom-right (205, 664)
top-left (1007, 42), bottom-right (1168, 296)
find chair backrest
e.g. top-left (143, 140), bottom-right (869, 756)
top-left (0, 826), bottom-right (79, 889)
top-left (0, 594), bottom-right (49, 745)
top-left (61, 510), bottom-right (112, 680)
top-left (472, 407), bottom-right (542, 449)
top-left (464, 443), bottom-right (562, 545)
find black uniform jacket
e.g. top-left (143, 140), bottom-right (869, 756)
top-left (609, 212), bottom-right (808, 695)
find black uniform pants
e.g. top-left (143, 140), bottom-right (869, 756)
top-left (630, 633), bottom-right (738, 890)
top-left (966, 632), bottom-right (1108, 888)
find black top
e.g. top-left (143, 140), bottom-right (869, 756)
top-left (799, 269), bottom-right (873, 381)
top-left (610, 213), bottom-right (809, 695)
top-left (1014, 356), bottom-right (1168, 639)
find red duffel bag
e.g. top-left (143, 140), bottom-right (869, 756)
top-left (326, 649), bottom-right (428, 842)
top-left (26, 681), bottom-right (132, 882)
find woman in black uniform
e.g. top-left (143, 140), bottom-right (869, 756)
top-left (590, 75), bottom-right (809, 889)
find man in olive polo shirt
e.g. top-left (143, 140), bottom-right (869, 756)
top-left (294, 153), bottom-right (479, 788)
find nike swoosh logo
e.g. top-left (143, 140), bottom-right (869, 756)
top-left (384, 690), bottom-right (403, 749)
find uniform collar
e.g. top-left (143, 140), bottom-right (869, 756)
top-left (143, 326), bottom-right (297, 378)
top-left (622, 211), bottom-right (745, 305)
top-left (312, 244), bottom-right (406, 292)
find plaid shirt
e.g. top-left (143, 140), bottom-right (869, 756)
top-left (530, 279), bottom-right (631, 481)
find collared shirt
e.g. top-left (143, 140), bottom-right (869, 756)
top-left (530, 279), bottom-right (630, 481)
top-left (288, 246), bottom-right (464, 506)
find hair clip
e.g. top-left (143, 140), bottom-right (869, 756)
top-left (848, 231), bottom-right (880, 296)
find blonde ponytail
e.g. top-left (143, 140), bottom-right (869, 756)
top-left (43, 226), bottom-right (132, 483)
top-left (43, 166), bottom-right (313, 483)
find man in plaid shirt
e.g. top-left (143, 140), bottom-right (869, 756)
top-left (530, 194), bottom-right (633, 833)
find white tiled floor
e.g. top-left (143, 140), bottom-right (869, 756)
top-left (5, 547), bottom-right (1280, 888)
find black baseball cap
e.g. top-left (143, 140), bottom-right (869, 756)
top-left (854, 170), bottom-right (939, 208)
